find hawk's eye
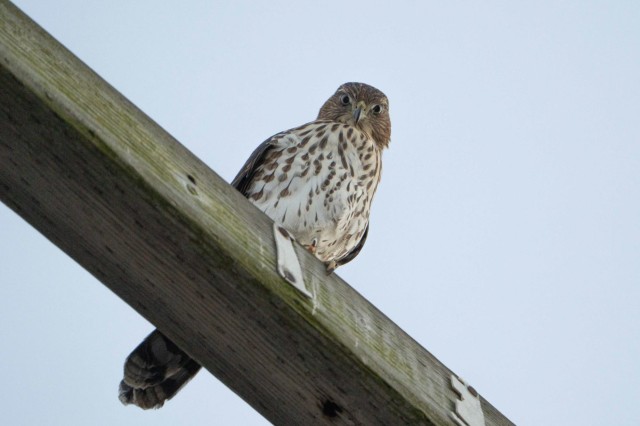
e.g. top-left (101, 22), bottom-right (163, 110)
top-left (372, 104), bottom-right (383, 115)
top-left (340, 94), bottom-right (350, 105)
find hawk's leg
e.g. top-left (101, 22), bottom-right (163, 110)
top-left (303, 238), bottom-right (336, 274)
top-left (304, 238), bottom-right (318, 255)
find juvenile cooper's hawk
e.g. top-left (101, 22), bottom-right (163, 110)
top-left (119, 82), bottom-right (391, 409)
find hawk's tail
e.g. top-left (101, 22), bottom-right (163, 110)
top-left (119, 329), bottom-right (202, 409)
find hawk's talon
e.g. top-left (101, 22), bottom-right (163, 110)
top-left (305, 238), bottom-right (318, 255)
top-left (325, 260), bottom-right (337, 275)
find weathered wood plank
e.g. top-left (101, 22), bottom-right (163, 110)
top-left (0, 2), bottom-right (514, 424)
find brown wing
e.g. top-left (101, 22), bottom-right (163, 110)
top-left (335, 224), bottom-right (369, 267)
top-left (231, 137), bottom-right (277, 196)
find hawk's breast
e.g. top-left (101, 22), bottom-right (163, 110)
top-left (246, 120), bottom-right (382, 263)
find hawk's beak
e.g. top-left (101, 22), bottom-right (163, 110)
top-left (353, 107), bottom-right (362, 123)
top-left (353, 101), bottom-right (366, 124)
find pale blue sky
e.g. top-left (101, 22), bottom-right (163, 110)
top-left (2, 1), bottom-right (639, 425)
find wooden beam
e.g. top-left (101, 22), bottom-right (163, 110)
top-left (0, 2), bottom-right (514, 425)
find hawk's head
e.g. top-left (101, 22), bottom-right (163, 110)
top-left (318, 82), bottom-right (391, 149)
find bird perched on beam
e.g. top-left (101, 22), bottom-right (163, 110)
top-left (119, 82), bottom-right (391, 409)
